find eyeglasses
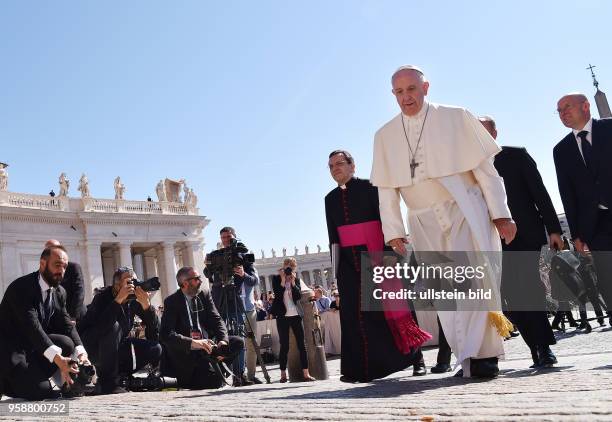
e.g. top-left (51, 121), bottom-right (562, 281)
top-left (556, 102), bottom-right (584, 114)
top-left (328, 160), bottom-right (348, 170)
top-left (186, 275), bottom-right (202, 282)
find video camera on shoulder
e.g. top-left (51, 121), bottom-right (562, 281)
top-left (205, 238), bottom-right (255, 286)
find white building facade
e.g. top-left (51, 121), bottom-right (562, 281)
top-left (0, 190), bottom-right (208, 307)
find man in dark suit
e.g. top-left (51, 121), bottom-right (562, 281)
top-left (160, 266), bottom-right (243, 389)
top-left (0, 245), bottom-right (90, 400)
top-left (479, 116), bottom-right (563, 368)
top-left (45, 239), bottom-right (86, 321)
top-left (78, 266), bottom-right (162, 395)
top-left (554, 94), bottom-right (612, 322)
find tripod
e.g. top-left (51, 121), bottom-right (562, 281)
top-left (215, 276), bottom-right (271, 384)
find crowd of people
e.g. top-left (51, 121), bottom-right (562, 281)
top-left (0, 64), bottom-right (610, 400)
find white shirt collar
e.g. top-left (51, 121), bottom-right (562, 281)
top-left (572, 118), bottom-right (593, 137)
top-left (38, 273), bottom-right (54, 296)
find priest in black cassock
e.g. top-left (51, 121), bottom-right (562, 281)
top-left (324, 150), bottom-right (429, 383)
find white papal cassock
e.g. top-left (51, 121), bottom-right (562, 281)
top-left (371, 101), bottom-right (512, 377)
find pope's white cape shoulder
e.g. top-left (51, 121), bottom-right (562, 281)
top-left (370, 103), bottom-right (501, 188)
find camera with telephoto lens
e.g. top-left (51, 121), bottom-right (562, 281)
top-left (284, 267), bottom-right (293, 276)
top-left (119, 373), bottom-right (178, 392)
top-left (127, 276), bottom-right (161, 300)
top-left (205, 238), bottom-right (255, 286)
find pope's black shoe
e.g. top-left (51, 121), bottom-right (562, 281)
top-left (470, 357), bottom-right (499, 378)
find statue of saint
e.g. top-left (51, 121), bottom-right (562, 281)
top-left (282, 247), bottom-right (287, 257)
top-left (189, 188), bottom-right (198, 207)
top-left (78, 174), bottom-right (90, 198)
top-left (271, 248), bottom-right (276, 258)
top-left (114, 176), bottom-right (126, 200)
top-left (305, 244), bottom-right (309, 254)
top-left (317, 244), bottom-right (322, 253)
top-left (294, 246), bottom-right (298, 256)
top-left (156, 180), bottom-right (167, 202)
top-left (59, 173), bottom-right (70, 197)
top-left (260, 249), bottom-right (265, 259)
top-left (0, 163), bottom-right (8, 191)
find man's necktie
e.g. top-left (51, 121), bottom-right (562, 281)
top-left (43, 289), bottom-right (52, 325)
top-left (191, 297), bottom-right (199, 330)
top-left (578, 130), bottom-right (592, 170)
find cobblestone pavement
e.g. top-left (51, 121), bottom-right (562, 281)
top-left (3, 321), bottom-right (612, 422)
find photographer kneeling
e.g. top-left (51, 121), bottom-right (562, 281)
top-left (270, 258), bottom-right (315, 383)
top-left (160, 267), bottom-right (244, 389)
top-left (78, 267), bottom-right (162, 394)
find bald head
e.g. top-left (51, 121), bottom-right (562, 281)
top-left (45, 239), bottom-right (61, 248)
top-left (557, 93), bottom-right (591, 130)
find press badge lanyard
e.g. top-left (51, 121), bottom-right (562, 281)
top-left (184, 296), bottom-right (201, 333)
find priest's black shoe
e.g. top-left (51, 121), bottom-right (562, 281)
top-left (412, 360), bottom-right (427, 376)
top-left (470, 357), bottom-right (499, 378)
top-left (430, 363), bottom-right (452, 373)
top-left (340, 375), bottom-right (360, 383)
top-left (577, 322), bottom-right (592, 333)
top-left (537, 345), bottom-right (558, 368)
top-left (453, 369), bottom-right (464, 378)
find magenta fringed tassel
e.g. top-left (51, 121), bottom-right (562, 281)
top-left (386, 314), bottom-right (432, 354)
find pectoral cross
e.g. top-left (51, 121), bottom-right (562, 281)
top-left (410, 158), bottom-right (420, 178)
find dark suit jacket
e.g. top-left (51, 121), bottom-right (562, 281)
top-left (553, 118), bottom-right (612, 243)
top-left (61, 261), bottom-right (85, 320)
top-left (77, 286), bottom-right (159, 342)
top-left (160, 288), bottom-right (228, 371)
top-left (494, 146), bottom-right (561, 250)
top-left (269, 275), bottom-right (303, 318)
top-left (0, 272), bottom-right (82, 382)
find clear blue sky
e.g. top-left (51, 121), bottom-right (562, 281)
top-left (1, 1), bottom-right (611, 254)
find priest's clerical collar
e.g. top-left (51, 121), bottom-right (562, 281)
top-left (339, 176), bottom-right (356, 190)
top-left (402, 100), bottom-right (429, 121)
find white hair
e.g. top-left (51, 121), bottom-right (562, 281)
top-left (391, 65), bottom-right (427, 84)
top-left (478, 115), bottom-right (496, 131)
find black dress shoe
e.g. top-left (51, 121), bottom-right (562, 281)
top-left (537, 345), bottom-right (558, 368)
top-left (470, 358), bottom-right (499, 378)
top-left (453, 369), bottom-right (464, 378)
top-left (529, 347), bottom-right (540, 368)
top-left (577, 322), bottom-right (592, 333)
top-left (597, 317), bottom-right (606, 327)
top-left (430, 363), bottom-right (452, 373)
top-left (412, 361), bottom-right (427, 376)
top-left (340, 375), bottom-right (360, 383)
top-left (249, 376), bottom-right (263, 384)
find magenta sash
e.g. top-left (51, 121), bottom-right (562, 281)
top-left (337, 221), bottom-right (431, 353)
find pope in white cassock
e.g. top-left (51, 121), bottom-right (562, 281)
top-left (370, 65), bottom-right (517, 378)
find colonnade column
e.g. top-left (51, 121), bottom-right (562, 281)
top-left (84, 241), bottom-right (104, 304)
top-left (162, 242), bottom-right (177, 298)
